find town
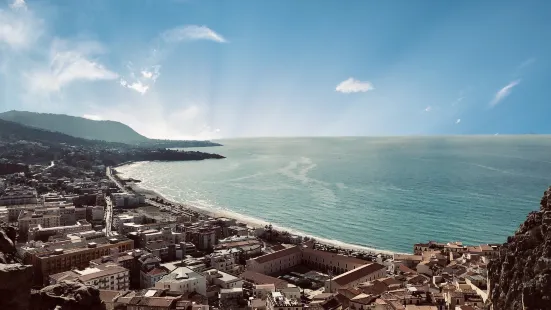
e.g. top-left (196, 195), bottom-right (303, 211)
top-left (0, 159), bottom-right (497, 310)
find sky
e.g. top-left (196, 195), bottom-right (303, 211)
top-left (1, 0), bottom-right (550, 139)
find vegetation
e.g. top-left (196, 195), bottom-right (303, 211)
top-left (0, 118), bottom-right (225, 167)
top-left (0, 110), bottom-right (221, 147)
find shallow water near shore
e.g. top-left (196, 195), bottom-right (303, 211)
top-left (117, 136), bottom-right (551, 253)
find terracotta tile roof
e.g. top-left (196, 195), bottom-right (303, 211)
top-left (98, 290), bottom-right (122, 303)
top-left (239, 271), bottom-right (289, 289)
top-left (147, 267), bottom-right (168, 276)
top-left (128, 296), bottom-right (178, 307)
top-left (270, 244), bottom-right (286, 251)
top-left (397, 264), bottom-right (417, 274)
top-left (252, 246), bottom-right (301, 264)
top-left (332, 263), bottom-right (385, 286)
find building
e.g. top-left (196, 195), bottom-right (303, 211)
top-left (114, 214), bottom-right (138, 231)
top-left (111, 193), bottom-right (145, 208)
top-left (246, 245), bottom-right (371, 276)
top-left (138, 253), bottom-right (169, 289)
top-left (18, 210), bottom-right (61, 236)
top-left (253, 284), bottom-right (276, 299)
top-left (190, 228), bottom-right (216, 251)
top-left (28, 220), bottom-right (92, 241)
top-left (393, 254), bottom-right (423, 269)
top-left (210, 252), bottom-right (238, 274)
top-left (154, 266), bottom-right (207, 296)
top-left (145, 240), bottom-right (176, 262)
top-left (87, 205), bottom-right (105, 222)
top-left (58, 205), bottom-right (76, 226)
top-left (266, 291), bottom-right (303, 310)
top-left (204, 269), bottom-right (243, 289)
top-left (240, 271), bottom-right (290, 290)
top-left (21, 236), bottom-right (134, 285)
top-left (0, 186), bottom-right (38, 205)
top-left (0, 206), bottom-right (8, 223)
top-left (325, 263), bottom-right (387, 293)
top-left (139, 227), bottom-right (184, 246)
top-left (246, 246), bottom-right (302, 275)
top-left (301, 247), bottom-right (370, 274)
top-left (49, 263), bottom-right (130, 291)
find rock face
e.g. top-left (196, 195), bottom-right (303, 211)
top-left (0, 263), bottom-right (34, 310)
top-left (30, 281), bottom-right (107, 310)
top-left (488, 187), bottom-right (551, 310)
top-left (0, 224), bottom-right (34, 310)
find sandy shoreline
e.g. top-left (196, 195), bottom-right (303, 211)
top-left (116, 164), bottom-right (399, 256)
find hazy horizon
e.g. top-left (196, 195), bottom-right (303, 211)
top-left (1, 0), bottom-right (550, 139)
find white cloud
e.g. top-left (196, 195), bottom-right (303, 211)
top-left (518, 58), bottom-right (535, 69)
top-left (119, 79), bottom-right (149, 95)
top-left (26, 47), bottom-right (119, 93)
top-left (335, 78), bottom-right (374, 93)
top-left (119, 65), bottom-right (160, 94)
top-left (424, 106), bottom-right (432, 112)
top-left (83, 114), bottom-right (103, 121)
top-left (490, 80), bottom-right (520, 106)
top-left (0, 2), bottom-right (42, 49)
top-left (161, 25), bottom-right (227, 43)
top-left (456, 118), bottom-right (461, 124)
top-left (9, 0), bottom-right (26, 10)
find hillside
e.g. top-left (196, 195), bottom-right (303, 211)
top-left (0, 110), bottom-right (147, 143)
top-left (0, 118), bottom-right (116, 147)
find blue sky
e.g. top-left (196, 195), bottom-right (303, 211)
top-left (0, 0), bottom-right (550, 139)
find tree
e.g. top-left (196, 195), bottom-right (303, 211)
top-left (296, 278), bottom-right (313, 290)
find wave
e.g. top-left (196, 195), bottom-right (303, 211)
top-left (118, 168), bottom-right (398, 255)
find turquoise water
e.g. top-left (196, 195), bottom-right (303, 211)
top-left (117, 136), bottom-right (551, 253)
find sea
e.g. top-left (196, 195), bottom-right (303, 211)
top-left (117, 136), bottom-right (551, 254)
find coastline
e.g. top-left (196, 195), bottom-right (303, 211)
top-left (116, 163), bottom-right (399, 256)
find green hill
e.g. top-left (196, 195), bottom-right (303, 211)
top-left (0, 110), bottom-right (148, 143)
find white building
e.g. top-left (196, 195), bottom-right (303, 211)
top-left (49, 263), bottom-right (129, 291)
top-left (111, 193), bottom-right (145, 208)
top-left (266, 291), bottom-right (303, 310)
top-left (114, 214), bottom-right (137, 231)
top-left (154, 266), bottom-right (207, 296)
top-left (210, 253), bottom-right (238, 274)
top-left (204, 269), bottom-right (243, 289)
top-left (88, 205), bottom-right (105, 221)
top-left (18, 210), bottom-right (61, 235)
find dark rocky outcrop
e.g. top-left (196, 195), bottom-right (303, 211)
top-left (30, 281), bottom-right (106, 310)
top-left (488, 186), bottom-right (551, 310)
top-left (0, 263), bottom-right (34, 310)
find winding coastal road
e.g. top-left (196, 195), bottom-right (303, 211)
top-left (104, 166), bottom-right (121, 236)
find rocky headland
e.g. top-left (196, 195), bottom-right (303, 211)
top-left (488, 186), bottom-right (551, 310)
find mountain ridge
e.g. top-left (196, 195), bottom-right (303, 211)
top-left (0, 110), bottom-right (147, 143)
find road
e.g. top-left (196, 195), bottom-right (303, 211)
top-left (104, 166), bottom-right (121, 236)
top-left (104, 196), bottom-right (114, 236)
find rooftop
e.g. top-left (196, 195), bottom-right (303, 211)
top-left (332, 263), bottom-right (386, 286)
top-left (240, 271), bottom-right (289, 289)
top-left (251, 246), bottom-right (301, 264)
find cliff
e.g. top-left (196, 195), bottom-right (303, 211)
top-left (488, 187), bottom-right (551, 310)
